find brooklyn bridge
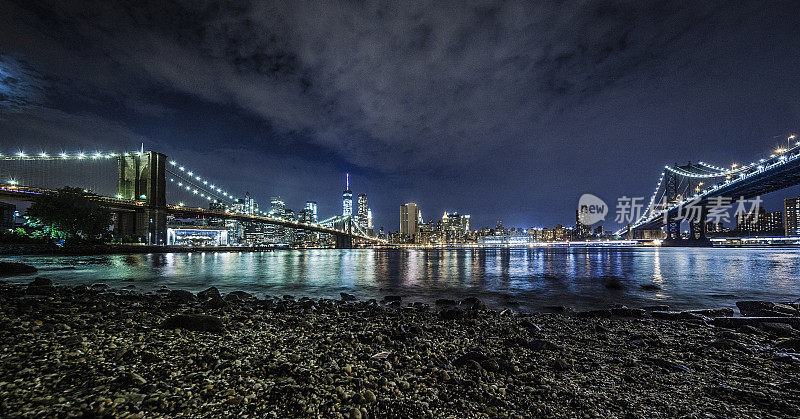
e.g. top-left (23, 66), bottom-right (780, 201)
top-left (0, 150), bottom-right (384, 248)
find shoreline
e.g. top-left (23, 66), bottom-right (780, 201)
top-left (1, 281), bottom-right (799, 417)
top-left (3, 241), bottom-right (800, 256)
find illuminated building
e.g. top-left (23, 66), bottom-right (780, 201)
top-left (357, 193), bottom-right (369, 229)
top-left (400, 202), bottom-right (420, 241)
top-left (342, 174), bottom-right (353, 217)
top-left (441, 211), bottom-right (471, 243)
top-left (305, 201), bottom-right (318, 222)
top-left (786, 197), bottom-right (800, 236)
top-left (167, 226), bottom-right (228, 246)
top-left (736, 207), bottom-right (784, 235)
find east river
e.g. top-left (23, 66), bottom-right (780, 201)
top-left (5, 247), bottom-right (800, 311)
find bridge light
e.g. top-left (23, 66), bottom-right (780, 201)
top-left (116, 194), bottom-right (123, 198)
top-left (178, 202), bottom-right (184, 206)
top-left (186, 186), bottom-right (191, 190)
top-left (77, 153), bottom-right (85, 159)
top-left (195, 176), bottom-right (201, 181)
top-left (39, 152), bottom-right (48, 158)
top-left (60, 153), bottom-right (68, 159)
top-left (170, 161), bottom-right (177, 165)
top-left (7, 180), bottom-right (18, 185)
top-left (203, 181), bottom-right (207, 185)
top-left (179, 166), bottom-right (185, 171)
top-left (16, 152), bottom-right (26, 158)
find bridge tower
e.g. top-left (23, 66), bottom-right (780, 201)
top-left (663, 166), bottom-right (680, 240)
top-left (115, 151), bottom-right (168, 245)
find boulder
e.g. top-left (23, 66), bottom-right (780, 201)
top-left (760, 322), bottom-right (796, 337)
top-left (435, 298), bottom-right (457, 306)
top-left (685, 308), bottom-right (734, 318)
top-left (737, 301), bottom-right (799, 317)
top-left (611, 307), bottom-right (647, 318)
top-left (202, 295), bottom-right (228, 310)
top-left (226, 291), bottom-right (254, 302)
top-left (577, 309), bottom-right (612, 318)
top-left (642, 305), bottom-right (670, 311)
top-left (340, 292), bottom-right (358, 301)
top-left (167, 289), bottom-right (196, 303)
top-left (440, 308), bottom-right (464, 320)
top-left (712, 317), bottom-right (800, 329)
top-left (26, 277), bottom-right (55, 295)
top-left (0, 261), bottom-right (37, 276)
top-left (198, 286), bottom-right (221, 301)
top-left (161, 314), bottom-right (224, 333)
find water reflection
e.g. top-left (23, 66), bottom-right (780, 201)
top-left (7, 247), bottom-right (800, 311)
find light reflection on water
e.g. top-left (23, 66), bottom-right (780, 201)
top-left (5, 247), bottom-right (800, 311)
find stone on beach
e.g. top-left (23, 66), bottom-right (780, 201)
top-left (198, 286), bottom-right (222, 301)
top-left (167, 289), bottom-right (196, 303)
top-left (26, 277), bottom-right (55, 295)
top-left (161, 314), bottom-right (224, 333)
top-left (736, 301), bottom-right (799, 317)
top-left (0, 261), bottom-right (37, 276)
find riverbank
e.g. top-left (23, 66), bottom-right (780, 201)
top-left (1, 281), bottom-right (799, 417)
top-left (0, 243), bottom-right (305, 256)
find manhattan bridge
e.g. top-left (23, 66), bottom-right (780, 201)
top-left (617, 135), bottom-right (800, 245)
top-left (0, 149), bottom-right (384, 248)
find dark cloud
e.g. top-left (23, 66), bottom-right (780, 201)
top-left (1, 0), bottom-right (799, 229)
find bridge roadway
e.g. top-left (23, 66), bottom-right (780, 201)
top-left (631, 147), bottom-right (800, 232)
top-left (0, 186), bottom-right (382, 243)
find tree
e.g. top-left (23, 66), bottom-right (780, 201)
top-left (24, 187), bottom-right (112, 243)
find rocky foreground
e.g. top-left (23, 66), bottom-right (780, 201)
top-left (1, 279), bottom-right (800, 418)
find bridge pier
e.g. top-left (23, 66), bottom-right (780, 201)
top-left (115, 151), bottom-right (168, 245)
top-left (334, 234), bottom-right (353, 249)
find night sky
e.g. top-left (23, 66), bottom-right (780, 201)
top-left (2, 1), bottom-right (800, 231)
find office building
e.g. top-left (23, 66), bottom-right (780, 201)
top-left (786, 197), bottom-right (800, 236)
top-left (342, 174), bottom-right (353, 217)
top-left (736, 207), bottom-right (784, 235)
top-left (400, 202), bottom-right (420, 241)
top-left (305, 201), bottom-right (318, 222)
top-left (441, 211), bottom-right (471, 243)
top-left (357, 193), bottom-right (369, 229)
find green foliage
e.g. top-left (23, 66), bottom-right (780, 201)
top-left (24, 187), bottom-right (112, 244)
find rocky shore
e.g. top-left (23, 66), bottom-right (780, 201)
top-left (1, 279), bottom-right (800, 418)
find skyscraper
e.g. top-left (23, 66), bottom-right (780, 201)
top-left (357, 193), bottom-right (369, 229)
top-left (400, 203), bottom-right (420, 240)
top-left (305, 201), bottom-right (318, 222)
top-left (785, 197), bottom-right (800, 236)
top-left (342, 173), bottom-right (353, 217)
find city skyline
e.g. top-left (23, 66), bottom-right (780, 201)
top-left (2, 1), bottom-right (800, 231)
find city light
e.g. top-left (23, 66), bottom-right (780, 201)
top-left (39, 152), bottom-right (48, 158)
top-left (16, 152), bottom-right (26, 158)
top-left (7, 179), bottom-right (18, 185)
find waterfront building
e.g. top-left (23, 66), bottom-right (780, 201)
top-left (231, 193), bottom-right (256, 215)
top-left (342, 174), bottom-right (353, 217)
top-left (736, 207), bottom-right (784, 235)
top-left (166, 225), bottom-right (228, 246)
top-left (786, 197), bottom-right (800, 236)
top-left (367, 208), bottom-right (373, 230)
top-left (357, 194), bottom-right (369, 229)
top-left (305, 201), bottom-right (318, 222)
top-left (400, 203), bottom-right (420, 242)
top-left (441, 212), bottom-right (471, 243)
